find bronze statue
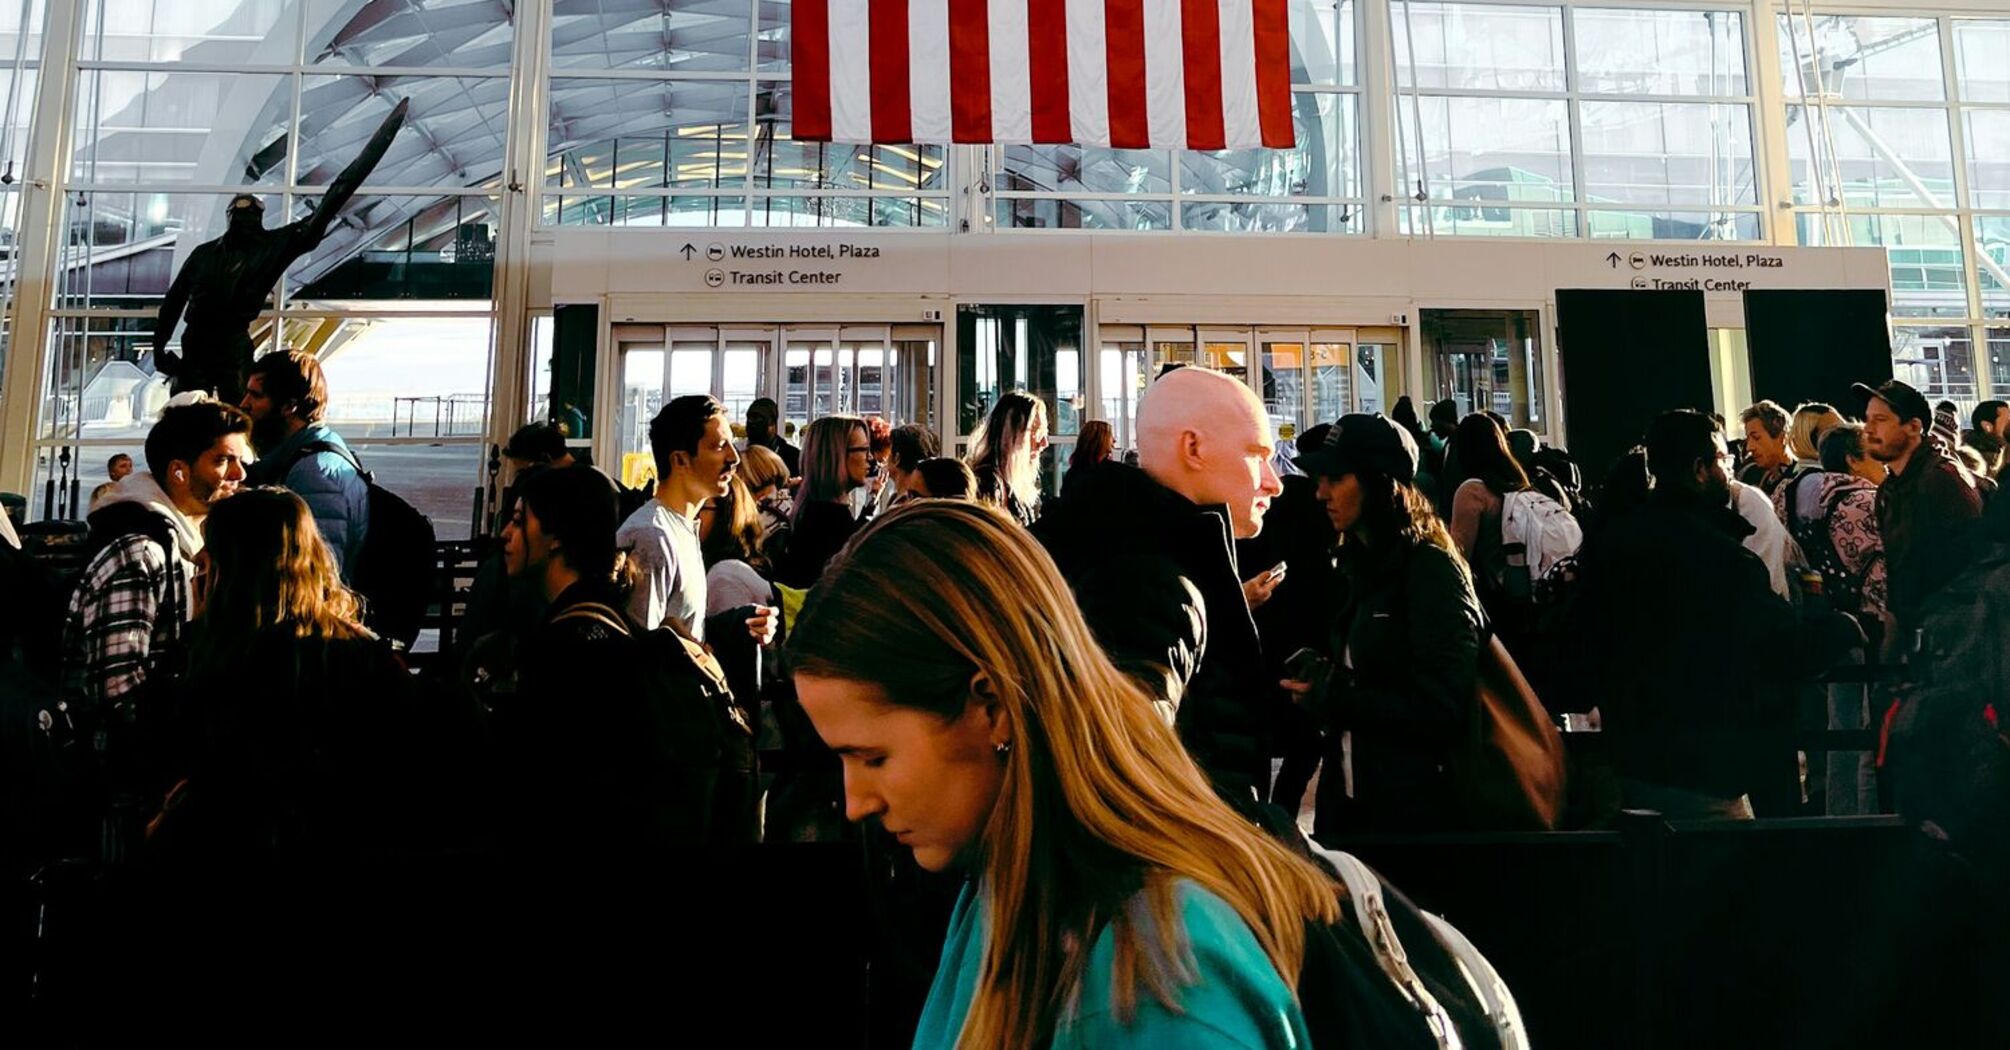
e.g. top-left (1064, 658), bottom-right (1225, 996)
top-left (152, 98), bottom-right (410, 404)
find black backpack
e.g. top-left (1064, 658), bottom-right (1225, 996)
top-left (288, 442), bottom-right (436, 648)
top-left (549, 601), bottom-right (759, 846)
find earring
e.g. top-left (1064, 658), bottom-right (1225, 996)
top-left (994, 741), bottom-right (1012, 756)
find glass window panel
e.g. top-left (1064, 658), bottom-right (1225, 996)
top-left (955, 304), bottom-right (1081, 441)
top-left (29, 441), bottom-right (143, 520)
top-left (668, 344), bottom-right (712, 398)
top-left (38, 321), bottom-right (178, 440)
top-left (1797, 213), bottom-right (1966, 319)
top-left (1262, 340), bottom-right (1305, 437)
top-left (1891, 326), bottom-right (1976, 408)
top-left (755, 138), bottom-right (947, 194)
top-left (619, 346), bottom-right (665, 471)
top-left (756, 0), bottom-right (789, 73)
top-left (71, 70), bottom-right (287, 186)
top-left (548, 79), bottom-right (752, 187)
top-left (80, 0), bottom-right (294, 65)
top-left (1580, 101), bottom-right (1756, 207)
top-left (528, 313), bottom-right (554, 420)
top-left (283, 193), bottom-right (500, 300)
top-left (998, 197), bottom-right (1171, 231)
top-left (312, 0), bottom-right (515, 68)
top-left (763, 86), bottom-right (949, 191)
top-left (1976, 217), bottom-right (2010, 320)
top-left (1181, 93), bottom-right (1357, 200)
top-left (1180, 202), bottom-right (1361, 234)
top-left (1290, 0), bottom-right (1355, 86)
top-left (1422, 309), bottom-right (1544, 428)
top-left (1, 0), bottom-right (48, 61)
top-left (1355, 344), bottom-right (1387, 416)
top-left (1308, 341), bottom-right (1351, 421)
top-left (1404, 95), bottom-right (1572, 201)
top-left (1401, 205), bottom-right (1577, 238)
top-left (321, 315), bottom-right (494, 437)
top-left (347, 441), bottom-right (483, 540)
top-left (749, 195), bottom-right (945, 228)
top-left (1584, 209), bottom-right (1760, 242)
top-left (0, 67), bottom-right (39, 173)
top-left (1002, 144), bottom-right (1171, 196)
top-left (1965, 111), bottom-right (2010, 210)
top-left (298, 76), bottom-right (510, 189)
top-left (1786, 106), bottom-right (1955, 210)
top-left (1394, 2), bottom-right (1565, 92)
top-left (1775, 15), bottom-right (1944, 102)
top-left (721, 344), bottom-right (766, 420)
top-left (1954, 20), bottom-right (2010, 103)
top-left (553, 0), bottom-right (752, 72)
top-left (1573, 8), bottom-right (1746, 97)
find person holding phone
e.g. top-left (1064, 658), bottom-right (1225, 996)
top-left (1281, 415), bottom-right (1483, 835)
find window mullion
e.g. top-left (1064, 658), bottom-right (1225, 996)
top-left (1561, 3), bottom-right (1588, 238)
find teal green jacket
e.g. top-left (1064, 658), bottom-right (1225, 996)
top-left (911, 879), bottom-right (1311, 1050)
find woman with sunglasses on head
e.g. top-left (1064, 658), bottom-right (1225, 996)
top-left (788, 501), bottom-right (1339, 1049)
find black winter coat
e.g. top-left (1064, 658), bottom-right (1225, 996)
top-left (1033, 462), bottom-right (1271, 801)
top-left (1312, 540), bottom-right (1482, 834)
top-left (1564, 492), bottom-right (1804, 801)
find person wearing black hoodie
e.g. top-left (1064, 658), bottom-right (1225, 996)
top-left (1033, 368), bottom-right (1283, 805)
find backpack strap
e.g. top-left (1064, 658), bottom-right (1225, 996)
top-left (550, 601), bottom-right (633, 638)
top-left (1317, 845), bottom-right (1462, 1049)
top-left (286, 440), bottom-right (373, 484)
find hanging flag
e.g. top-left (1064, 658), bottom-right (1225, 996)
top-left (791, 0), bottom-right (1295, 150)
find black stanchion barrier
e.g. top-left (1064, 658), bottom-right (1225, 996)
top-left (1323, 814), bottom-right (1918, 1050)
top-left (15, 844), bottom-right (879, 1044)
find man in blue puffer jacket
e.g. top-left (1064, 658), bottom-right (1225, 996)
top-left (241, 350), bottom-right (370, 580)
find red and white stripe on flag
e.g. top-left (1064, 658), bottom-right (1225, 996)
top-left (792, 0), bottom-right (1295, 150)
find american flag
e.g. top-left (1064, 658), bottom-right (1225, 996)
top-left (791, 0), bottom-right (1295, 150)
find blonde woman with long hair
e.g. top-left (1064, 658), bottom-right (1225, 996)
top-left (966, 391), bottom-right (1049, 526)
top-left (787, 501), bottom-right (1339, 1048)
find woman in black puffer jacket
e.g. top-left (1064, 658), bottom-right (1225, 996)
top-left (1284, 415), bottom-right (1483, 836)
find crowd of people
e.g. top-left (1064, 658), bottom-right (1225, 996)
top-left (7, 349), bottom-right (2009, 1045)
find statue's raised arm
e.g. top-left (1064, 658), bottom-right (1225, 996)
top-left (304, 97), bottom-right (410, 246)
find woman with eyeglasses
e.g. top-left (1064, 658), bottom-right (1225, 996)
top-left (776, 414), bottom-right (870, 588)
top-left (967, 391), bottom-right (1049, 527)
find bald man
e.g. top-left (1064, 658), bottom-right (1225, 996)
top-left (1034, 368), bottom-right (1284, 803)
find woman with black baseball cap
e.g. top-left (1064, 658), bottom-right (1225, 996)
top-left (1282, 414), bottom-right (1485, 834)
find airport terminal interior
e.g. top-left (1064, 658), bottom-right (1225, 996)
top-left (3, 0), bottom-right (2010, 1044)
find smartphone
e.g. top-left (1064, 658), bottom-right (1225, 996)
top-left (1282, 647), bottom-right (1327, 682)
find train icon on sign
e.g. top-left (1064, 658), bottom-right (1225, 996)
top-left (704, 268), bottom-right (725, 287)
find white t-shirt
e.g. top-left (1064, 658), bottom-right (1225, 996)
top-left (706, 559), bottom-right (772, 617)
top-left (616, 499), bottom-right (707, 639)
